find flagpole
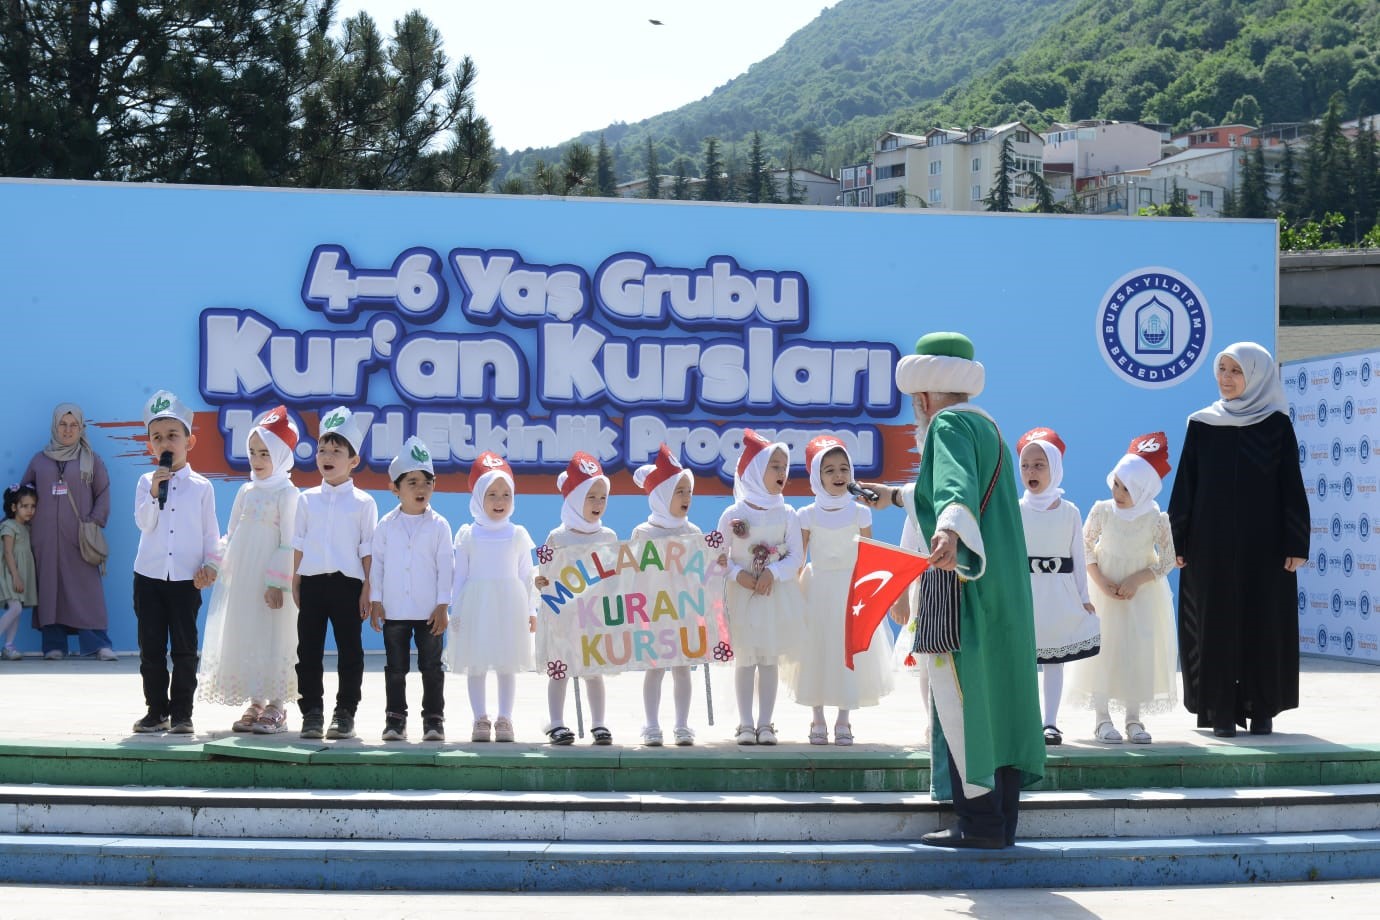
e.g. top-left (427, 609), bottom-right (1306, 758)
top-left (703, 664), bottom-right (714, 726)
top-left (573, 675), bottom-right (585, 739)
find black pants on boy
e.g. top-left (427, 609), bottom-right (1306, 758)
top-left (383, 620), bottom-right (444, 720)
top-left (947, 749), bottom-right (1022, 846)
top-left (296, 572), bottom-right (365, 716)
top-left (132, 573), bottom-right (202, 722)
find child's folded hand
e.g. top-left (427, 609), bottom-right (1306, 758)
top-left (428, 604), bottom-right (448, 635)
top-left (368, 601), bottom-right (385, 631)
top-left (264, 587), bottom-right (283, 610)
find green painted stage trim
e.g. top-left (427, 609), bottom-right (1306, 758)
top-left (2, 740), bottom-right (1378, 793)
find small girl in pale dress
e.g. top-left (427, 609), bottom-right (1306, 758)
top-left (1068, 432), bottom-right (1180, 745)
top-left (447, 451), bottom-right (536, 743)
top-left (0, 484), bottom-right (39, 660)
top-left (630, 444), bottom-right (701, 747)
top-left (716, 429), bottom-right (804, 746)
top-left (1016, 427), bottom-right (1100, 746)
top-left (787, 436), bottom-right (893, 745)
top-left (198, 407), bottom-right (300, 733)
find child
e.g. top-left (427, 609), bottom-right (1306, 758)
top-left (132, 391), bottom-right (219, 734)
top-left (536, 451), bottom-right (615, 745)
top-left (787, 435), bottom-right (892, 745)
top-left (197, 407), bottom-right (301, 733)
top-left (369, 436), bottom-right (452, 742)
top-left (1016, 427), bottom-right (1100, 747)
top-left (1067, 433), bottom-right (1179, 744)
top-left (292, 406), bottom-right (377, 741)
top-left (0, 483), bottom-right (39, 660)
top-left (447, 451), bottom-right (535, 743)
top-left (630, 444), bottom-right (700, 747)
top-left (716, 429), bottom-right (804, 745)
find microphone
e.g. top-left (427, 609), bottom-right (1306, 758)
top-left (157, 451), bottom-right (174, 509)
top-left (846, 481), bottom-right (880, 503)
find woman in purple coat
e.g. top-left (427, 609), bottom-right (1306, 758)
top-left (22, 404), bottom-right (116, 659)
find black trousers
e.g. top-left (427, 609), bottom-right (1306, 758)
top-left (947, 749), bottom-right (1022, 845)
top-left (383, 620), bottom-right (445, 720)
top-left (132, 573), bottom-right (202, 722)
top-left (295, 572), bottom-right (365, 716)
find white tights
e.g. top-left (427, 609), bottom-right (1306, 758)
top-left (1094, 695), bottom-right (1140, 725)
top-left (0, 601), bottom-right (20, 648)
top-left (548, 675), bottom-right (606, 729)
top-left (468, 673), bottom-right (516, 720)
top-left (734, 663), bottom-right (778, 728)
top-left (643, 665), bottom-right (692, 730)
top-left (1041, 662), bottom-right (1064, 727)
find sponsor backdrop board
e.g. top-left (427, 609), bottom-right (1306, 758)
top-left (1284, 351), bottom-right (1380, 664)
top-left (1, 179), bottom-right (1277, 652)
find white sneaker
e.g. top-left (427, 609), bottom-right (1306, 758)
top-left (1, 647), bottom-right (20, 661)
top-left (96, 647), bottom-right (118, 661)
top-left (641, 726), bottom-right (664, 747)
top-left (673, 727), bottom-right (695, 746)
top-left (43, 650), bottom-right (64, 660)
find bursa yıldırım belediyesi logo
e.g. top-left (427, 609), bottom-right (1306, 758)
top-left (1096, 267), bottom-right (1211, 389)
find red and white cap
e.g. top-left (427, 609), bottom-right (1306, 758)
top-left (735, 429), bottom-right (773, 478)
top-left (633, 444), bottom-right (694, 528)
top-left (804, 435), bottom-right (853, 511)
top-left (557, 452), bottom-right (610, 534)
top-left (1109, 431), bottom-right (1171, 519)
top-left (469, 451), bottom-right (515, 529)
top-left (1126, 431), bottom-right (1171, 479)
top-left (248, 405), bottom-right (299, 485)
top-left (1016, 427), bottom-right (1065, 457)
top-left (734, 428), bottom-right (788, 508)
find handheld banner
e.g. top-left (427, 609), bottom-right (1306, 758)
top-left (535, 535), bottom-right (731, 678)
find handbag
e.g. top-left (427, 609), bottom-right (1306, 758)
top-left (910, 431), bottom-right (1006, 656)
top-left (66, 488), bottom-right (109, 574)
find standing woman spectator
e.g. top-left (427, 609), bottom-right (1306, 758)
top-left (1169, 343), bottom-right (1309, 737)
top-left (23, 404), bottom-right (116, 659)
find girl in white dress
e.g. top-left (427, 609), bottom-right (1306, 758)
top-left (787, 436), bottom-right (893, 745)
top-left (447, 451), bottom-right (536, 743)
top-left (630, 444), bottom-right (700, 747)
top-left (1068, 432), bottom-right (1180, 745)
top-left (1016, 427), bottom-right (1100, 747)
top-left (534, 452), bottom-right (617, 745)
top-left (198, 407), bottom-right (300, 733)
top-left (716, 429), bottom-right (804, 746)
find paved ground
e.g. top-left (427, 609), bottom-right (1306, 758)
top-left (1280, 323), bottom-right (1380, 362)
top-left (1, 652), bottom-right (1374, 752)
top-left (3, 881), bottom-right (1380, 918)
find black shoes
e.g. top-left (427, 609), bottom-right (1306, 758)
top-left (169, 718), bottom-right (195, 735)
top-left (300, 710), bottom-right (325, 739)
top-left (1249, 715), bottom-right (1273, 736)
top-left (920, 827), bottom-right (1008, 850)
top-left (327, 709), bottom-right (356, 740)
top-left (132, 711), bottom-right (170, 733)
top-left (422, 717), bottom-right (444, 742)
top-left (382, 715), bottom-right (407, 742)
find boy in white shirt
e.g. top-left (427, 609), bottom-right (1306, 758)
top-left (292, 407), bottom-right (377, 740)
top-left (369, 437), bottom-right (452, 741)
top-left (132, 390), bottom-right (219, 734)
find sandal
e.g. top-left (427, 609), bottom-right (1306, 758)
top-left (735, 724), bottom-right (757, 745)
top-left (546, 725), bottom-right (575, 745)
top-left (833, 724), bottom-right (854, 746)
top-left (591, 725), bottom-right (613, 746)
top-left (1095, 720), bottom-right (1123, 744)
top-left (808, 723), bottom-right (828, 745)
top-left (1042, 724), bottom-right (1063, 746)
top-left (232, 704), bottom-right (263, 733)
top-left (1125, 721), bottom-right (1152, 744)
top-left (756, 724), bottom-right (778, 745)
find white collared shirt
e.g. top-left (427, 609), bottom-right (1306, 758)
top-left (133, 465), bottom-right (219, 581)
top-left (293, 479), bottom-right (377, 579)
top-left (369, 507), bottom-right (453, 621)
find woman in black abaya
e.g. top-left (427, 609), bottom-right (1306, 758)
top-left (1168, 342), bottom-right (1309, 737)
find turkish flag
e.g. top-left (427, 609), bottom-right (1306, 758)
top-left (844, 537), bottom-right (930, 669)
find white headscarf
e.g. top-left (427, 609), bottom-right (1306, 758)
top-left (808, 443), bottom-right (854, 514)
top-left (1189, 342), bottom-right (1288, 427)
top-left (1019, 440), bottom-right (1065, 513)
top-left (246, 425), bottom-right (295, 491)
top-left (733, 440), bottom-right (789, 510)
top-left (1108, 454), bottom-right (1162, 521)
top-left (470, 468), bottom-right (516, 535)
top-left (558, 473), bottom-right (609, 534)
top-left (635, 466), bottom-right (694, 530)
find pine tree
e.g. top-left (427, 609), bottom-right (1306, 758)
top-left (783, 150), bottom-right (804, 204)
top-left (745, 130), bottom-right (769, 203)
top-left (562, 142), bottom-right (595, 195)
top-left (700, 137), bottom-right (724, 201)
top-left (1026, 170), bottom-right (1060, 213)
top-left (643, 136), bottom-right (660, 199)
top-left (1277, 141), bottom-right (1302, 218)
top-left (1352, 117), bottom-right (1379, 239)
top-left (983, 134), bottom-right (1016, 212)
top-left (1303, 92), bottom-right (1352, 222)
top-left (670, 155), bottom-right (693, 200)
top-left (1238, 145), bottom-right (1270, 218)
top-left (595, 134), bottom-right (617, 197)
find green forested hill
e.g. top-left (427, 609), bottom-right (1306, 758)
top-left (498, 0), bottom-right (1380, 187)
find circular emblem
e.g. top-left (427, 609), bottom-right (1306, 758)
top-left (1345, 398), bottom-right (1355, 422)
top-left (1332, 439), bottom-right (1344, 465)
top-left (1363, 360), bottom-right (1372, 385)
top-left (1298, 589), bottom-right (1307, 614)
top-left (1344, 474), bottom-right (1355, 499)
top-left (1345, 628), bottom-right (1356, 655)
top-left (1361, 514), bottom-right (1372, 542)
top-left (1096, 267), bottom-right (1211, 389)
top-left (1317, 550), bottom-right (1328, 574)
top-left (1331, 514), bottom-right (1343, 540)
top-left (1318, 627), bottom-right (1329, 651)
top-left (1362, 437), bottom-right (1372, 464)
top-left (1289, 404), bottom-right (1297, 424)
top-left (1318, 399), bottom-right (1329, 427)
top-left (1332, 590), bottom-right (1343, 615)
top-left (1317, 476), bottom-right (1328, 501)
top-left (1333, 363), bottom-right (1344, 389)
top-left (1296, 368), bottom-right (1308, 393)
top-left (1362, 592), bottom-right (1373, 620)
top-left (1344, 550), bottom-right (1355, 576)
top-left (1298, 439), bottom-right (1307, 467)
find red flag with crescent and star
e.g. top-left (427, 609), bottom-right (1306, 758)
top-left (845, 537), bottom-right (930, 669)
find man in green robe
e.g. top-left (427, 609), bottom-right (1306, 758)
top-left (876, 332), bottom-right (1045, 849)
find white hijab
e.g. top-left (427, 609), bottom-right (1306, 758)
top-left (470, 468), bottom-right (516, 536)
top-left (808, 443), bottom-right (854, 516)
top-left (1189, 342), bottom-right (1288, 427)
top-left (558, 474), bottom-right (609, 534)
top-left (246, 426), bottom-right (295, 491)
top-left (734, 441), bottom-right (788, 510)
top-left (1019, 440), bottom-right (1065, 513)
top-left (1108, 454), bottom-right (1162, 521)
top-left (636, 467), bottom-right (694, 530)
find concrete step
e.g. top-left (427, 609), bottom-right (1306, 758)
top-left (2, 830), bottom-right (1378, 891)
top-left (5, 783), bottom-right (1379, 842)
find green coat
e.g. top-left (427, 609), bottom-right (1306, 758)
top-left (914, 407), bottom-right (1045, 797)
